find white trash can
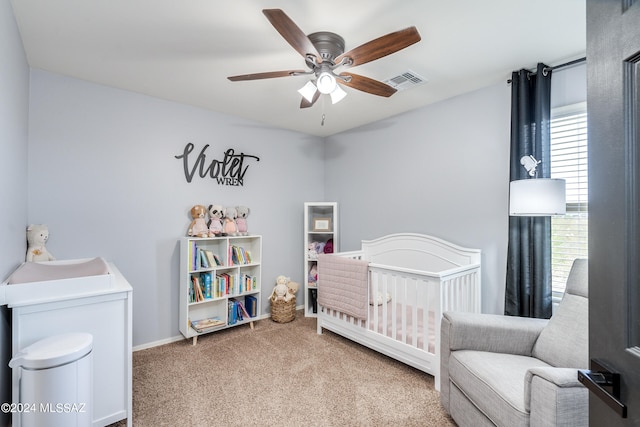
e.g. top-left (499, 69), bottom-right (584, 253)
top-left (9, 333), bottom-right (93, 427)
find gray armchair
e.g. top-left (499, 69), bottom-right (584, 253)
top-left (440, 259), bottom-right (588, 427)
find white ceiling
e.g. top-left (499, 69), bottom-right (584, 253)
top-left (10, 0), bottom-right (586, 137)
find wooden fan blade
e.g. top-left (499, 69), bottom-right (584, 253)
top-left (335, 26), bottom-right (421, 68)
top-left (263, 9), bottom-right (322, 63)
top-left (338, 73), bottom-right (397, 97)
top-left (228, 70), bottom-right (307, 81)
top-left (300, 90), bottom-right (321, 108)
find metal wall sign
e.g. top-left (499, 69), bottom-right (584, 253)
top-left (175, 143), bottom-right (260, 186)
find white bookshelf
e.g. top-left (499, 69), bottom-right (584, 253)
top-left (179, 235), bottom-right (261, 345)
top-left (304, 202), bottom-right (338, 317)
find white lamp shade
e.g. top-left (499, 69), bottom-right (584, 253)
top-left (509, 178), bottom-right (566, 216)
top-left (297, 81), bottom-right (317, 103)
top-left (329, 84), bottom-right (347, 104)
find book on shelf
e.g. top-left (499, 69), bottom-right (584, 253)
top-left (245, 295), bottom-right (257, 317)
top-left (189, 272), bottom-right (216, 302)
top-left (190, 317), bottom-right (225, 333)
top-left (199, 249), bottom-right (209, 269)
top-left (238, 300), bottom-right (251, 319)
top-left (243, 274), bottom-right (257, 291)
top-left (203, 250), bottom-right (214, 267)
top-left (202, 249), bottom-right (223, 267)
top-left (189, 241), bottom-right (224, 271)
top-left (213, 253), bottom-right (222, 266)
top-left (232, 299), bottom-right (253, 320)
top-left (191, 276), bottom-right (204, 302)
top-left (229, 245), bottom-right (252, 265)
top-left (228, 300), bottom-right (238, 325)
top-left (217, 273), bottom-right (234, 296)
top-left (202, 272), bottom-right (212, 299)
top-left (190, 241), bottom-right (197, 271)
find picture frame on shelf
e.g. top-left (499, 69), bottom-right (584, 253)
top-left (313, 218), bottom-right (332, 232)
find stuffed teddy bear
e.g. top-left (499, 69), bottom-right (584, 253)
top-left (286, 280), bottom-right (299, 302)
top-left (207, 204), bottom-right (224, 236)
top-left (235, 206), bottom-right (250, 236)
top-left (222, 206), bottom-right (239, 236)
top-left (187, 205), bottom-right (209, 238)
top-left (270, 275), bottom-right (289, 301)
top-left (26, 224), bottom-right (55, 262)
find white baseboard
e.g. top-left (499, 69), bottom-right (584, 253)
top-left (132, 312), bottom-right (285, 352)
top-left (133, 335), bottom-right (184, 352)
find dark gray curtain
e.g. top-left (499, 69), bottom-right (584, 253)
top-left (505, 63), bottom-right (553, 318)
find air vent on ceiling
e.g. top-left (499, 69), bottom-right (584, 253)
top-left (383, 70), bottom-right (428, 91)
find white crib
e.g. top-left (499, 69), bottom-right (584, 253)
top-left (316, 233), bottom-right (481, 391)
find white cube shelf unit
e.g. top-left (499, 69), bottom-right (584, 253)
top-left (179, 235), bottom-right (262, 345)
top-left (304, 202), bottom-right (338, 317)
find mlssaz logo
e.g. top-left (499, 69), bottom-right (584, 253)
top-left (175, 143), bottom-right (260, 186)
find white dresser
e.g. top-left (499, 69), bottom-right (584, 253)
top-left (1, 258), bottom-right (132, 427)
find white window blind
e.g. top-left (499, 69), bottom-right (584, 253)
top-left (550, 102), bottom-right (588, 293)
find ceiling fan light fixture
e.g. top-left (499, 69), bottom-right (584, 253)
top-left (316, 71), bottom-right (337, 94)
top-left (298, 81), bottom-right (317, 103)
top-left (329, 84), bottom-right (347, 104)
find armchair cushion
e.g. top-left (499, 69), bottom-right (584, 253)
top-left (449, 350), bottom-right (551, 427)
top-left (531, 258), bottom-right (589, 369)
top-left (531, 293), bottom-right (589, 369)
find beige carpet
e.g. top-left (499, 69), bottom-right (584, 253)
top-left (111, 311), bottom-right (455, 426)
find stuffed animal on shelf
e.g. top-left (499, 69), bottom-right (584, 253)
top-left (207, 204), bottom-right (224, 237)
top-left (270, 275), bottom-right (289, 301)
top-left (26, 224), bottom-right (55, 262)
top-left (235, 206), bottom-right (250, 236)
top-left (286, 280), bottom-right (299, 302)
top-left (324, 238), bottom-right (334, 254)
top-left (222, 206), bottom-right (239, 236)
top-left (308, 243), bottom-right (318, 260)
top-left (308, 264), bottom-right (318, 284)
top-left (308, 241), bottom-right (326, 260)
top-left (187, 205), bottom-right (209, 238)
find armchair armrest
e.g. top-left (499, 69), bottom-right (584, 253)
top-left (444, 311), bottom-right (548, 355)
top-left (525, 367), bottom-right (588, 427)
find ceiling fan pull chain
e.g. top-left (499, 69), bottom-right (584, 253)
top-left (321, 95), bottom-right (327, 126)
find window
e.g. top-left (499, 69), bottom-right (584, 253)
top-left (550, 102), bottom-right (588, 294)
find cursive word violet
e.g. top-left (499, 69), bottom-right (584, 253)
top-left (175, 143), bottom-right (260, 186)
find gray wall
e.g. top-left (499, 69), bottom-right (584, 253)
top-left (0, 2), bottom-right (29, 424)
top-left (324, 83), bottom-right (511, 314)
top-left (27, 70), bottom-right (325, 347)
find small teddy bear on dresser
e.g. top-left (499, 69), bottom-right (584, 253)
top-left (26, 224), bottom-right (55, 262)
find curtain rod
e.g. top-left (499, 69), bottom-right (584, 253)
top-left (506, 57), bottom-right (586, 84)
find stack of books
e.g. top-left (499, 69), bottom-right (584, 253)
top-left (190, 317), bottom-right (225, 333)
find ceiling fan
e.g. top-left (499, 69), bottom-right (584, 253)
top-left (227, 9), bottom-right (421, 108)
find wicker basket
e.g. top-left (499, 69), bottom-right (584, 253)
top-left (270, 296), bottom-right (296, 323)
